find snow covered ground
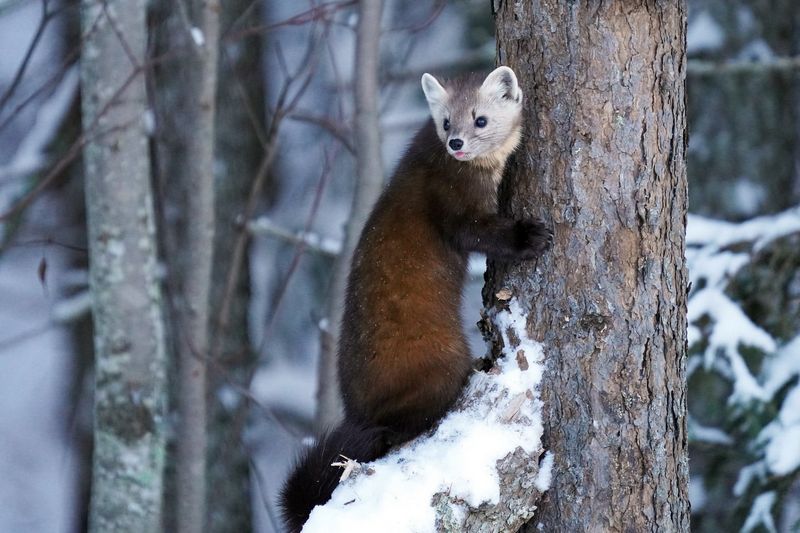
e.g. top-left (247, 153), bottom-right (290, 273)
top-left (0, 3), bottom-right (82, 532)
top-left (0, 244), bottom-right (80, 533)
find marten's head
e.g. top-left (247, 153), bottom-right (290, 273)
top-left (421, 66), bottom-right (523, 169)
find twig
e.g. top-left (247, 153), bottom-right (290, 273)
top-left (383, 50), bottom-right (493, 84)
top-left (0, 22), bottom-right (207, 221)
top-left (0, 0), bottom-right (51, 113)
top-left (247, 216), bottom-right (341, 257)
top-left (212, 24), bottom-right (328, 361)
top-left (258, 147), bottom-right (338, 354)
top-left (6, 237), bottom-right (87, 254)
top-left (0, 3), bottom-right (98, 130)
top-left (224, 0), bottom-right (357, 42)
top-left (0, 67), bottom-right (79, 183)
top-left (99, 0), bottom-right (141, 68)
top-left (0, 111), bottom-right (137, 222)
top-left (688, 55), bottom-right (800, 76)
top-left (288, 110), bottom-right (354, 153)
top-left (386, 0), bottom-right (445, 33)
top-left (0, 323), bottom-right (53, 353)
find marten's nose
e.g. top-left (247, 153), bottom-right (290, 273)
top-left (448, 138), bottom-right (463, 150)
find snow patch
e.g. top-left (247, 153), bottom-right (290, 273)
top-left (302, 298), bottom-right (548, 532)
top-left (190, 27), bottom-right (205, 47)
top-left (760, 385), bottom-right (800, 476)
top-left (687, 11), bottom-right (725, 54)
top-left (688, 416), bottom-right (734, 446)
top-left (741, 492), bottom-right (777, 533)
top-left (734, 462), bottom-right (767, 497)
top-left (762, 334), bottom-right (800, 397)
top-left (687, 208), bottom-right (800, 253)
top-left (689, 478), bottom-right (707, 511)
top-left (737, 39), bottom-right (775, 62)
top-left (534, 451), bottom-right (554, 491)
top-left (687, 288), bottom-right (773, 403)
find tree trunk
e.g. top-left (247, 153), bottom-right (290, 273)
top-left (316, 0), bottom-right (385, 429)
top-left (149, 1), bottom-right (220, 530)
top-left (206, 0), bottom-right (269, 530)
top-left (487, 2), bottom-right (691, 531)
top-left (80, 0), bottom-right (167, 530)
top-left (168, 3), bottom-right (220, 533)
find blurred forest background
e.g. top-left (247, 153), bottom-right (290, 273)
top-left (0, 0), bottom-right (798, 532)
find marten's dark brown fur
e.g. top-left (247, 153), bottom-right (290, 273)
top-left (280, 67), bottom-right (550, 532)
top-left (338, 120), bottom-right (549, 443)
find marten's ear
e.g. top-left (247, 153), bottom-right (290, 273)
top-left (480, 66), bottom-right (522, 103)
top-left (421, 73), bottom-right (448, 107)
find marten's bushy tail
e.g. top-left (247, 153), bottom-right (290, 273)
top-left (280, 420), bottom-right (389, 532)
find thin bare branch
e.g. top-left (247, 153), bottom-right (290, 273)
top-left (224, 0), bottom-right (356, 42)
top-left (688, 55), bottom-right (800, 76)
top-left (0, 3), bottom-right (97, 130)
top-left (386, 0), bottom-right (445, 33)
top-left (247, 216), bottom-right (341, 257)
top-left (288, 110), bottom-right (354, 153)
top-left (0, 0), bottom-right (51, 112)
top-left (99, 0), bottom-right (141, 68)
top-left (212, 23), bottom-right (328, 361)
top-left (0, 68), bottom-right (140, 221)
top-left (258, 148), bottom-right (338, 353)
top-left (0, 323), bottom-right (53, 353)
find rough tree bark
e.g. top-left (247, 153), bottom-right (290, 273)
top-left (316, 0), bottom-right (385, 429)
top-left (485, 2), bottom-right (691, 531)
top-left (80, 0), bottom-right (167, 530)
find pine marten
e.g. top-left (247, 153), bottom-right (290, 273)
top-left (280, 66), bottom-right (551, 532)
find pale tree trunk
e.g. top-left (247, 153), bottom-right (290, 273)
top-left (206, 0), bottom-right (269, 530)
top-left (485, 2), bottom-right (691, 531)
top-left (171, 2), bottom-right (220, 532)
top-left (80, 0), bottom-right (167, 530)
top-left (150, 2), bottom-right (219, 529)
top-left (316, 0), bottom-right (385, 429)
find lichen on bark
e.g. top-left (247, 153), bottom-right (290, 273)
top-left (80, 0), bottom-right (168, 530)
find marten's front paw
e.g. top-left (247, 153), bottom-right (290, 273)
top-left (514, 219), bottom-right (553, 259)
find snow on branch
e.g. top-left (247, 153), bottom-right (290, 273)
top-left (687, 206), bottom-right (800, 253)
top-left (688, 287), bottom-right (774, 403)
top-left (687, 207), bottom-right (800, 496)
top-left (248, 216), bottom-right (341, 257)
top-left (302, 298), bottom-right (549, 532)
top-left (741, 492), bottom-right (778, 533)
top-left (686, 207), bottom-right (800, 405)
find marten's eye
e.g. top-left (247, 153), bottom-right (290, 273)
top-left (443, 119), bottom-right (450, 131)
top-left (475, 116), bottom-right (488, 128)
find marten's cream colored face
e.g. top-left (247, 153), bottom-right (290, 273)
top-left (421, 66), bottom-right (523, 165)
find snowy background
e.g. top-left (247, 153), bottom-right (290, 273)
top-left (1, 1), bottom-right (799, 532)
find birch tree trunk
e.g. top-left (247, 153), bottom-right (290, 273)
top-left (316, 0), bottom-right (385, 429)
top-left (80, 0), bottom-right (167, 530)
top-left (486, 2), bottom-right (691, 531)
